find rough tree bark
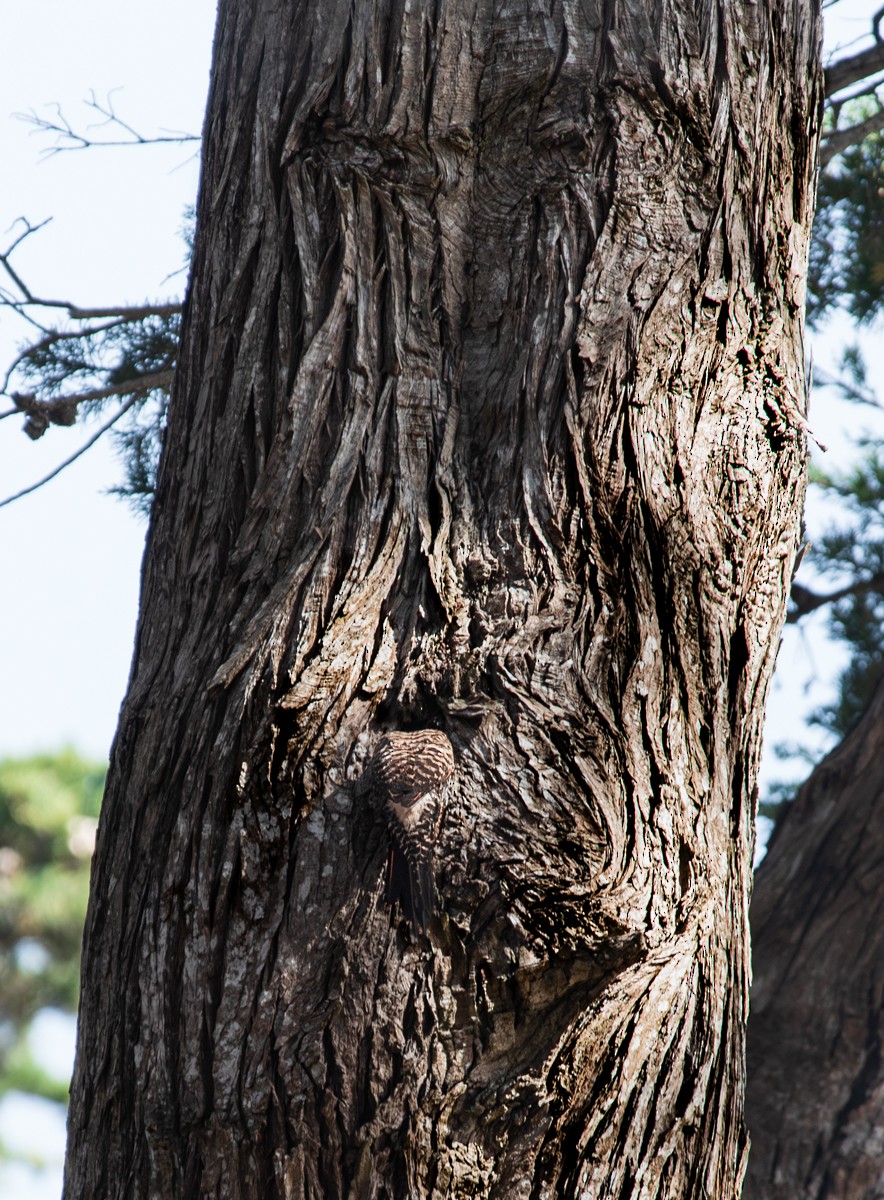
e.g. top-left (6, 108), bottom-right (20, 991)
top-left (745, 674), bottom-right (884, 1200)
top-left (65, 2), bottom-right (821, 1197)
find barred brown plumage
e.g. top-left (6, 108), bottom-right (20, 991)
top-left (370, 729), bottom-right (455, 933)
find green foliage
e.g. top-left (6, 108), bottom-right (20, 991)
top-left (0, 750), bottom-right (105, 1105)
top-left (764, 103), bottom-right (884, 815)
top-left (766, 338), bottom-right (884, 811)
top-left (758, 782), bottom-right (794, 825)
top-left (109, 392), bottom-right (167, 515)
top-left (15, 311), bottom-right (178, 405)
top-left (809, 111), bottom-right (884, 325)
top-left (0, 1038), bottom-right (70, 1106)
top-left (807, 461), bottom-right (884, 737)
top-left (783, 352), bottom-right (884, 746)
top-left (815, 590), bottom-right (884, 736)
top-left (3, 208), bottom-right (193, 514)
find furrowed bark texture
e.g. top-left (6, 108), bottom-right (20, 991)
top-left (745, 676), bottom-right (884, 1200)
top-left (66, 2), bottom-right (821, 1197)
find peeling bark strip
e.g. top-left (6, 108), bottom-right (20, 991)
top-left (65, 2), bottom-right (822, 1198)
top-left (746, 674), bottom-right (884, 1200)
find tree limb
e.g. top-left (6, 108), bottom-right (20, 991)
top-left (820, 106), bottom-right (884, 164)
top-left (825, 43), bottom-right (884, 97)
top-left (14, 90), bottom-right (198, 159)
top-left (0, 395), bottom-right (140, 509)
top-left (9, 371), bottom-right (175, 439)
top-left (788, 575), bottom-right (884, 622)
top-left (1, 218), bottom-right (182, 322)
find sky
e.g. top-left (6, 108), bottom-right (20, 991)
top-left (0, 2), bottom-right (881, 1197)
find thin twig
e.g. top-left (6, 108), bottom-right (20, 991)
top-left (14, 91), bottom-right (199, 159)
top-left (0, 220), bottom-right (52, 302)
top-left (2, 219), bottom-right (181, 321)
top-left (2, 216), bottom-right (53, 258)
top-left (0, 395), bottom-right (140, 509)
top-left (0, 304), bottom-right (51, 339)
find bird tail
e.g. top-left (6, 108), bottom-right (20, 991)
top-left (385, 850), bottom-right (435, 933)
top-left (411, 856), bottom-right (435, 934)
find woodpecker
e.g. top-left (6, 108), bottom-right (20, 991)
top-left (370, 728), bottom-right (455, 932)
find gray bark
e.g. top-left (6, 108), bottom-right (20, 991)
top-left (745, 674), bottom-right (884, 1200)
top-left (65, 1), bottom-right (822, 1197)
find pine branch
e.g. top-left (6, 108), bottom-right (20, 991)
top-left (825, 43), bottom-right (884, 98)
top-left (788, 575), bottom-right (884, 623)
top-left (813, 366), bottom-right (881, 410)
top-left (821, 106), bottom-right (884, 165)
top-left (10, 371), bottom-right (175, 439)
top-left (0, 396), bottom-right (140, 509)
top-left (0, 317), bottom-right (178, 398)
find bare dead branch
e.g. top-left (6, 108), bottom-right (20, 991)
top-left (2, 294), bottom-right (181, 320)
top-left (14, 90), bottom-right (198, 159)
top-left (2, 216), bottom-right (53, 258)
top-left (0, 395), bottom-right (140, 509)
top-left (1, 217), bottom-right (182, 323)
top-left (0, 218), bottom-right (53, 303)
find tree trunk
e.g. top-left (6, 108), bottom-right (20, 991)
top-left (745, 674), bottom-right (884, 1200)
top-left (65, 2), bottom-right (821, 1197)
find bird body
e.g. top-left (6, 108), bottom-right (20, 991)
top-left (370, 729), bottom-right (454, 932)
